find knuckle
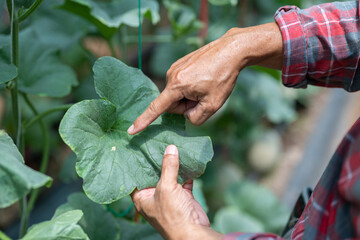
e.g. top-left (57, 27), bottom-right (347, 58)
top-left (206, 102), bottom-right (218, 113)
top-left (226, 27), bottom-right (237, 35)
top-left (148, 101), bottom-right (160, 114)
top-left (174, 70), bottom-right (186, 82)
top-left (166, 69), bottom-right (172, 80)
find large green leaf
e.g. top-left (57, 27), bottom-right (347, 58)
top-left (59, 56), bottom-right (213, 204)
top-left (22, 210), bottom-right (89, 240)
top-left (0, 29), bottom-right (78, 97)
top-left (0, 130), bottom-right (52, 208)
top-left (58, 0), bottom-right (160, 39)
top-left (54, 193), bottom-right (118, 240)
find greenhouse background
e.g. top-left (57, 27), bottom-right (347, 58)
top-left (0, 0), bottom-right (358, 239)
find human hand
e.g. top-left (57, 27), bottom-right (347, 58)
top-left (127, 22), bottom-right (283, 135)
top-left (131, 145), bottom-right (223, 240)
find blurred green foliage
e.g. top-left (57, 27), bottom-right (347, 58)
top-left (0, 0), bottom-right (339, 238)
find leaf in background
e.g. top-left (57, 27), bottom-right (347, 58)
top-left (15, 0), bottom-right (35, 8)
top-left (209, 0), bottom-right (238, 6)
top-left (0, 130), bottom-right (52, 208)
top-left (19, 29), bottom-right (78, 97)
top-left (22, 210), bottom-right (89, 240)
top-left (163, 0), bottom-right (203, 38)
top-left (150, 40), bottom-right (190, 77)
top-left (59, 152), bottom-right (78, 184)
top-left (0, 28), bottom-right (78, 97)
top-left (225, 181), bottom-right (289, 233)
top-left (54, 193), bottom-right (118, 240)
top-left (213, 206), bottom-right (265, 234)
top-left (193, 179), bottom-right (208, 213)
top-left (0, 37), bottom-right (17, 85)
top-left (0, 62), bottom-right (17, 85)
top-left (235, 69), bottom-right (296, 124)
top-left (117, 219), bottom-right (162, 240)
top-left (59, 57), bottom-right (213, 204)
top-left (32, 8), bottom-right (91, 50)
top-left (58, 0), bottom-right (160, 39)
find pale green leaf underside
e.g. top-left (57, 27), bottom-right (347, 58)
top-left (59, 57), bottom-right (213, 204)
top-left (58, 0), bottom-right (160, 39)
top-left (54, 193), bottom-right (118, 240)
top-left (0, 130), bottom-right (52, 208)
top-left (22, 210), bottom-right (89, 240)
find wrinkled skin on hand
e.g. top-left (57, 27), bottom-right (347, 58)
top-left (131, 145), bottom-right (223, 240)
top-left (130, 22), bottom-right (284, 239)
top-left (128, 22), bottom-right (283, 135)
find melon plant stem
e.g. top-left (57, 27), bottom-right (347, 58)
top-left (18, 0), bottom-right (44, 22)
top-left (9, 0), bottom-right (20, 148)
top-left (22, 94), bottom-right (50, 230)
top-left (8, 0), bottom-right (26, 237)
top-left (120, 27), bottom-right (128, 63)
top-left (107, 38), bottom-right (117, 58)
top-left (199, 0), bottom-right (208, 40)
top-left (24, 104), bottom-right (72, 129)
top-left (138, 0), bottom-right (142, 70)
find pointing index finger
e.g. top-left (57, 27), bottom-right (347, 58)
top-left (127, 88), bottom-right (181, 135)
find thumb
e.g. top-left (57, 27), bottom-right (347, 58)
top-left (160, 145), bottom-right (179, 186)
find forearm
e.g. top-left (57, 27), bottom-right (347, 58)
top-left (222, 22), bottom-right (284, 71)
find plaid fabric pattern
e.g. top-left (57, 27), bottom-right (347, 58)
top-left (224, 1), bottom-right (360, 239)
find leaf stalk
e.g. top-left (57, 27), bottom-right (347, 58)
top-left (18, 0), bottom-right (43, 22)
top-left (24, 104), bottom-right (72, 130)
top-left (22, 94), bottom-right (51, 230)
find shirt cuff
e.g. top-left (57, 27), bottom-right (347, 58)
top-left (274, 6), bottom-right (308, 89)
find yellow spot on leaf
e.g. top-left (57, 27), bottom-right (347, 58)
top-left (111, 146), bottom-right (116, 151)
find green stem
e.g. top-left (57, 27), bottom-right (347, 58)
top-left (24, 104), bottom-right (72, 130)
top-left (9, 0), bottom-right (25, 237)
top-left (6, 0), bottom-right (12, 20)
top-left (120, 27), bottom-right (128, 63)
top-left (107, 38), bottom-right (117, 58)
top-left (138, 0), bottom-right (142, 70)
top-left (0, 230), bottom-right (11, 240)
top-left (19, 197), bottom-right (27, 237)
top-left (21, 94), bottom-right (50, 232)
top-left (18, 0), bottom-right (43, 22)
top-left (10, 0), bottom-right (20, 147)
top-left (22, 94), bottom-right (49, 174)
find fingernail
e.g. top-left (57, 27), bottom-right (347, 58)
top-left (164, 145), bottom-right (178, 155)
top-left (127, 124), bottom-right (134, 134)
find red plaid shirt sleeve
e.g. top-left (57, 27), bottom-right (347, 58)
top-left (276, 1), bottom-right (360, 91)
top-left (224, 1), bottom-right (360, 239)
